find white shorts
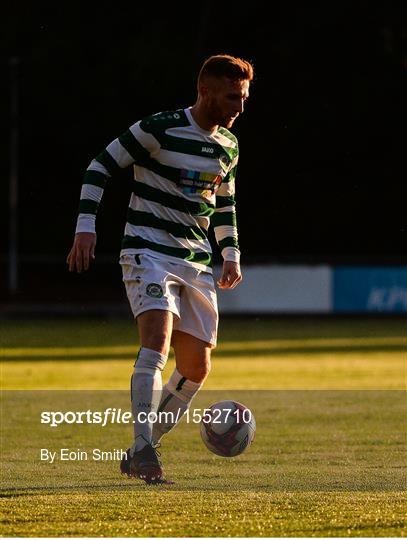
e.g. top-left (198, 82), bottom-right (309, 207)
top-left (120, 253), bottom-right (218, 347)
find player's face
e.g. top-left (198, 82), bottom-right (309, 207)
top-left (205, 77), bottom-right (250, 128)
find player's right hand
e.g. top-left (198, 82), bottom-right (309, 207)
top-left (66, 232), bottom-right (97, 273)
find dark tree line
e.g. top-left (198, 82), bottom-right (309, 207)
top-left (2, 2), bottom-right (406, 265)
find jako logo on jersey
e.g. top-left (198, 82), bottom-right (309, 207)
top-left (202, 146), bottom-right (214, 154)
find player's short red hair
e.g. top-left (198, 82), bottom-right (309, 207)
top-left (198, 54), bottom-right (254, 84)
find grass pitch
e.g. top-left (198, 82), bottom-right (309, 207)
top-left (1, 317), bottom-right (406, 537)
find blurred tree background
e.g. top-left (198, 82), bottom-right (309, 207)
top-left (1, 1), bottom-right (406, 301)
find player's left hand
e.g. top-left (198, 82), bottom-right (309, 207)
top-left (217, 261), bottom-right (242, 289)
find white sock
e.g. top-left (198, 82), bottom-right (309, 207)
top-left (130, 347), bottom-right (167, 455)
top-left (152, 368), bottom-right (202, 445)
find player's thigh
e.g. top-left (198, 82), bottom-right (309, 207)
top-left (137, 309), bottom-right (174, 356)
top-left (172, 330), bottom-right (212, 383)
top-left (173, 272), bottom-right (219, 347)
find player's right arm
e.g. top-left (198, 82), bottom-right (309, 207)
top-left (67, 119), bottom-right (159, 273)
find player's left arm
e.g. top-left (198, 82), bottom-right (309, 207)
top-left (213, 154), bottom-right (242, 290)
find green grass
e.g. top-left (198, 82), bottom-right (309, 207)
top-left (1, 317), bottom-right (406, 537)
top-left (1, 316), bottom-right (407, 347)
top-left (2, 317), bottom-right (406, 390)
top-left (2, 492), bottom-right (406, 537)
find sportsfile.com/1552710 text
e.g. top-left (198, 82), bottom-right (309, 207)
top-left (40, 407), bottom-right (252, 427)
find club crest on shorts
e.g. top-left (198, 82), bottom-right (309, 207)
top-left (146, 283), bottom-right (163, 298)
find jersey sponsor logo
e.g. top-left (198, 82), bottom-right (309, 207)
top-left (179, 169), bottom-right (223, 196)
top-left (201, 146), bottom-right (214, 154)
top-left (146, 283), bottom-right (164, 298)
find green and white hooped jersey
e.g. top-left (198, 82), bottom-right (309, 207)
top-left (76, 108), bottom-right (240, 273)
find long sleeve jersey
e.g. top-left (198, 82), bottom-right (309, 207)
top-left (75, 107), bottom-right (240, 273)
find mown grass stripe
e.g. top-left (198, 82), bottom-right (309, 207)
top-left (3, 337), bottom-right (406, 357)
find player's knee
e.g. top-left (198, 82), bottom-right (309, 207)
top-left (141, 329), bottom-right (171, 356)
top-left (190, 356), bottom-right (211, 383)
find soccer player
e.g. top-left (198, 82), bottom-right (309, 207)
top-left (67, 54), bottom-right (254, 484)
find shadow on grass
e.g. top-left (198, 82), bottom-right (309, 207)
top-left (2, 343), bottom-right (407, 361)
top-left (1, 480), bottom-right (404, 496)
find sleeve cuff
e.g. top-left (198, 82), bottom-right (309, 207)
top-left (75, 214), bottom-right (96, 234)
top-left (221, 247), bottom-right (240, 264)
